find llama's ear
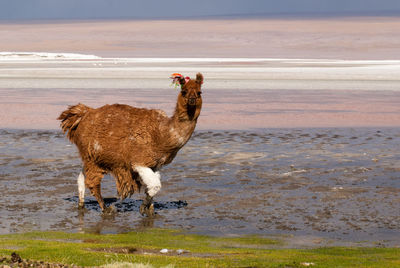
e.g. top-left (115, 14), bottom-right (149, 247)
top-left (196, 73), bottom-right (203, 85)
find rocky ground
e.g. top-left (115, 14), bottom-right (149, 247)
top-left (0, 253), bottom-right (76, 268)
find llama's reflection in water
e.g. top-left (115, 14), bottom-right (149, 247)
top-left (67, 196), bottom-right (188, 213)
top-left (74, 197), bottom-right (186, 233)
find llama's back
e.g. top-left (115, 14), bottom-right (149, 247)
top-left (71, 103), bottom-right (169, 170)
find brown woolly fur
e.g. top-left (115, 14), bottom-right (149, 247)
top-left (58, 103), bottom-right (92, 142)
top-left (58, 73), bottom-right (204, 212)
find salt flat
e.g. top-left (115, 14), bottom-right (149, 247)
top-left (0, 55), bottom-right (400, 130)
top-left (1, 56), bottom-right (400, 90)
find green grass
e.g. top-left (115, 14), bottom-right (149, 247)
top-left (0, 229), bottom-right (399, 267)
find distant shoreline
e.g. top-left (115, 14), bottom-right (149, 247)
top-left (1, 56), bottom-right (400, 91)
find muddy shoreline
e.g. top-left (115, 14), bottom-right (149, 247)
top-left (1, 128), bottom-right (399, 247)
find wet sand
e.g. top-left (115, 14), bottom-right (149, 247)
top-left (0, 128), bottom-right (399, 247)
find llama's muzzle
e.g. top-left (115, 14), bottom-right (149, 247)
top-left (188, 98), bottom-right (196, 105)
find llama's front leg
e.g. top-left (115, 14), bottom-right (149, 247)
top-left (134, 166), bottom-right (161, 217)
top-left (140, 194), bottom-right (154, 216)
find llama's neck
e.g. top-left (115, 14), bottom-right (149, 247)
top-left (172, 99), bottom-right (200, 122)
top-left (170, 104), bottom-right (197, 139)
top-left (168, 103), bottom-right (199, 146)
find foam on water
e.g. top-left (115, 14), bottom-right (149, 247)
top-left (0, 52), bottom-right (101, 60)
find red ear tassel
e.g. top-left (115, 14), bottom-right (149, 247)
top-left (170, 73), bottom-right (183, 79)
top-left (170, 73), bottom-right (188, 88)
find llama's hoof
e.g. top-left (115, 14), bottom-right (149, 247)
top-left (139, 203), bottom-right (146, 216)
top-left (78, 202), bottom-right (85, 209)
top-left (147, 203), bottom-right (155, 216)
top-left (102, 205), bottom-right (116, 214)
top-left (140, 203), bottom-right (155, 217)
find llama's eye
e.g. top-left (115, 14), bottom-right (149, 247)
top-left (181, 91), bottom-right (187, 97)
top-left (197, 92), bottom-right (202, 96)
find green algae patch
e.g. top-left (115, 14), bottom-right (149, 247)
top-left (0, 230), bottom-right (400, 267)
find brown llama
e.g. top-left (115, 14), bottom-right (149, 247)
top-left (58, 73), bottom-right (203, 216)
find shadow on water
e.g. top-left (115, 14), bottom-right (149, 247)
top-left (64, 196), bottom-right (188, 213)
top-left (69, 197), bottom-right (188, 233)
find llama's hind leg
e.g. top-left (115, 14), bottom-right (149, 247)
top-left (77, 170), bottom-right (85, 209)
top-left (133, 166), bottom-right (161, 217)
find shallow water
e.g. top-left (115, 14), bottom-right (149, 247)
top-left (0, 128), bottom-right (399, 246)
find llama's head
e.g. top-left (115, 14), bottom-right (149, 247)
top-left (177, 73), bottom-right (203, 121)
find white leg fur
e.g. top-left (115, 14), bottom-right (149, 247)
top-left (134, 166), bottom-right (161, 197)
top-left (77, 171), bottom-right (85, 204)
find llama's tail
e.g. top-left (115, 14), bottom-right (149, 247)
top-left (58, 103), bottom-right (92, 142)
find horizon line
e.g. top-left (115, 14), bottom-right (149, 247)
top-left (1, 10), bottom-right (400, 23)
